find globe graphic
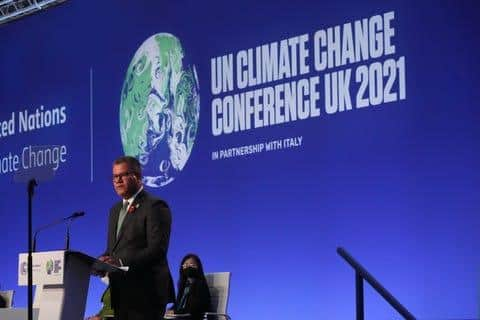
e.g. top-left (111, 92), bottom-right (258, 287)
top-left (119, 33), bottom-right (200, 187)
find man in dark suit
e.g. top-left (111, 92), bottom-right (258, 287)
top-left (99, 156), bottom-right (175, 320)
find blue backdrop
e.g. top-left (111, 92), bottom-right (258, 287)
top-left (1, 1), bottom-right (479, 319)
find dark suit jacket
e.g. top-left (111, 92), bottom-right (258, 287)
top-left (103, 190), bottom-right (175, 312)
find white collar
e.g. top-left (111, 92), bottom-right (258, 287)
top-left (124, 186), bottom-right (143, 207)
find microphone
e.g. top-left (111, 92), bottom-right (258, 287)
top-left (65, 211), bottom-right (85, 220)
top-left (33, 211), bottom-right (86, 252)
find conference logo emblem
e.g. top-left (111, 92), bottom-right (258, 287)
top-left (46, 259), bottom-right (54, 274)
top-left (45, 259), bottom-right (62, 275)
top-left (119, 33), bottom-right (200, 187)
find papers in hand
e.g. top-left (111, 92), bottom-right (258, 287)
top-left (101, 266), bottom-right (129, 285)
top-left (92, 259), bottom-right (128, 275)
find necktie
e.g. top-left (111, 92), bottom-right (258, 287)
top-left (116, 201), bottom-right (129, 238)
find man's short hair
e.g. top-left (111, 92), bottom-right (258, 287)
top-left (113, 156), bottom-right (142, 178)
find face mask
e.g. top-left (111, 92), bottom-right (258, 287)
top-left (182, 266), bottom-right (199, 278)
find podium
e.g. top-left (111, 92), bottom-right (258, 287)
top-left (18, 250), bottom-right (123, 320)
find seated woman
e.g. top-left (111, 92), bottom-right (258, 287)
top-left (166, 253), bottom-right (211, 319)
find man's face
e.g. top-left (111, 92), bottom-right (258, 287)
top-left (112, 162), bottom-right (140, 199)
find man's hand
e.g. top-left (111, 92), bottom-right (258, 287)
top-left (99, 255), bottom-right (121, 266)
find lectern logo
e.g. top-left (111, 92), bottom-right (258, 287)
top-left (46, 259), bottom-right (54, 274)
top-left (45, 259), bottom-right (62, 275)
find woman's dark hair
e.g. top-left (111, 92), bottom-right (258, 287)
top-left (177, 253), bottom-right (207, 289)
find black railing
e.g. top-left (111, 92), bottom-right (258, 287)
top-left (337, 247), bottom-right (416, 320)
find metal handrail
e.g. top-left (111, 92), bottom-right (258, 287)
top-left (337, 247), bottom-right (416, 320)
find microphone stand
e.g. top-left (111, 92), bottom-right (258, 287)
top-left (65, 220), bottom-right (71, 251)
top-left (27, 179), bottom-right (37, 320)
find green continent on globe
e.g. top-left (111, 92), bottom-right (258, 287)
top-left (119, 33), bottom-right (200, 187)
top-left (120, 55), bottom-right (151, 157)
